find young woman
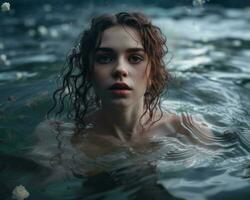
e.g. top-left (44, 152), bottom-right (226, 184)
top-left (28, 13), bottom-right (217, 200)
top-left (33, 12), bottom-right (213, 177)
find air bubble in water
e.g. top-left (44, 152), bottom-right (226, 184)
top-left (50, 29), bottom-right (59, 38)
top-left (38, 26), bottom-right (49, 36)
top-left (0, 54), bottom-right (10, 66)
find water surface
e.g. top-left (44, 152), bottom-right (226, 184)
top-left (1, 2), bottom-right (250, 200)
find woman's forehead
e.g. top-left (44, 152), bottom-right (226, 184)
top-left (98, 25), bottom-right (144, 51)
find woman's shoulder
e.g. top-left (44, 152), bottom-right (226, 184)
top-left (31, 119), bottom-right (76, 164)
top-left (149, 111), bottom-right (214, 139)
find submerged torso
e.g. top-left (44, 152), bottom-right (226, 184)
top-left (29, 111), bottom-right (216, 179)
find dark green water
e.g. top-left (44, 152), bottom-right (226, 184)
top-left (1, 1), bottom-right (250, 200)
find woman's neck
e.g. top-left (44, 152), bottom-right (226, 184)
top-left (99, 102), bottom-right (147, 142)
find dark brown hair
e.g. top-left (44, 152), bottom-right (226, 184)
top-left (49, 12), bottom-right (170, 131)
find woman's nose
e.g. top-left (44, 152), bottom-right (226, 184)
top-left (112, 58), bottom-right (128, 79)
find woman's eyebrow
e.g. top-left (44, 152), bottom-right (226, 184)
top-left (95, 47), bottom-right (145, 53)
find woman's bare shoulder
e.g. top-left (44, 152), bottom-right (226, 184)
top-left (150, 111), bottom-right (214, 138)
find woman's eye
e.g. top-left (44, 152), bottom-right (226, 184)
top-left (129, 55), bottom-right (144, 64)
top-left (95, 55), bottom-right (113, 64)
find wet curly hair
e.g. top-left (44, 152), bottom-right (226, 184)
top-left (49, 12), bottom-right (170, 130)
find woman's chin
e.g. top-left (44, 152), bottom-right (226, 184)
top-left (111, 100), bottom-right (131, 107)
top-left (104, 98), bottom-right (132, 108)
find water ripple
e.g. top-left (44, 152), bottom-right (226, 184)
top-left (0, 71), bottom-right (37, 81)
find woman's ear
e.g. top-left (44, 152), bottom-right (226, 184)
top-left (147, 75), bottom-right (152, 88)
top-left (145, 78), bottom-right (152, 95)
top-left (149, 78), bottom-right (152, 87)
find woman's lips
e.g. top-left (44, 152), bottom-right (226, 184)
top-left (108, 82), bottom-right (132, 96)
top-left (110, 89), bottom-right (131, 95)
top-left (108, 82), bottom-right (132, 90)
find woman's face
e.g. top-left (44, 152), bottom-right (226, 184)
top-left (92, 25), bottom-right (151, 108)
